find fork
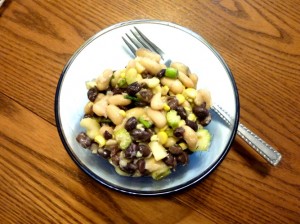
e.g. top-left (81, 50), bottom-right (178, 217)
top-left (122, 26), bottom-right (282, 166)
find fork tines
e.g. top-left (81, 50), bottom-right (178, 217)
top-left (122, 27), bottom-right (164, 58)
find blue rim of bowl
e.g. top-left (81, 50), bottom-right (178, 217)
top-left (54, 19), bottom-right (240, 196)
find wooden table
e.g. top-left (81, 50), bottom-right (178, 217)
top-left (1, 0), bottom-right (299, 223)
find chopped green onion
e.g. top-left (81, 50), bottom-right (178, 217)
top-left (138, 117), bottom-right (153, 128)
top-left (165, 67), bottom-right (178, 79)
top-left (117, 78), bottom-right (127, 87)
top-left (100, 118), bottom-right (112, 123)
top-left (124, 95), bottom-right (140, 102)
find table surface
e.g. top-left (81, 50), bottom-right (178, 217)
top-left (1, 0), bottom-right (299, 223)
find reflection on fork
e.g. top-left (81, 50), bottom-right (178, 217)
top-left (122, 27), bottom-right (172, 66)
top-left (122, 27), bottom-right (282, 166)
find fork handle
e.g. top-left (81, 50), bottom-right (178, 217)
top-left (236, 123), bottom-right (282, 166)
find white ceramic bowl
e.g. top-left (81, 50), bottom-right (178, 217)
top-left (55, 19), bottom-right (239, 195)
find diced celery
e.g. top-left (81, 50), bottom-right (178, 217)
top-left (195, 129), bottom-right (212, 151)
top-left (114, 128), bottom-right (132, 150)
top-left (94, 135), bottom-right (106, 147)
top-left (166, 110), bottom-right (181, 128)
top-left (145, 157), bottom-right (168, 172)
top-left (151, 167), bottom-right (171, 180)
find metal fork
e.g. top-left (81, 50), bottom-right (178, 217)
top-left (122, 27), bottom-right (282, 166)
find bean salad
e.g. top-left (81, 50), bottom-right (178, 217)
top-left (76, 48), bottom-right (212, 180)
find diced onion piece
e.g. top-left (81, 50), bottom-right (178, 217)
top-left (149, 141), bottom-right (168, 161)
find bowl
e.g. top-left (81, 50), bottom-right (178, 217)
top-left (55, 19), bottom-right (239, 195)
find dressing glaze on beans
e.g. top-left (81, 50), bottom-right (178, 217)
top-left (76, 48), bottom-right (213, 180)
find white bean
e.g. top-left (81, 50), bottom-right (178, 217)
top-left (189, 73), bottom-right (198, 87)
top-left (106, 104), bottom-right (124, 125)
top-left (126, 59), bottom-right (136, 69)
top-left (93, 97), bottom-right (108, 117)
top-left (138, 57), bottom-right (162, 75)
top-left (201, 89), bottom-right (212, 109)
top-left (160, 77), bottom-right (174, 87)
top-left (161, 77), bottom-right (184, 94)
top-left (99, 125), bottom-right (114, 136)
top-left (170, 80), bottom-right (184, 94)
top-left (194, 89), bottom-right (212, 109)
top-left (140, 77), bottom-right (160, 88)
top-left (97, 69), bottom-right (113, 91)
top-left (110, 70), bottom-right (122, 87)
top-left (151, 92), bottom-right (164, 110)
top-left (135, 61), bottom-right (146, 74)
top-left (106, 139), bottom-right (118, 146)
top-left (183, 125), bottom-right (198, 150)
top-left (170, 62), bottom-right (190, 75)
top-left (126, 108), bottom-right (145, 118)
top-left (108, 94), bottom-right (131, 106)
top-left (94, 93), bottom-right (105, 103)
top-left (84, 102), bottom-right (93, 115)
top-left (80, 118), bottom-right (100, 139)
top-left (146, 108), bottom-right (167, 128)
top-left (136, 48), bottom-right (161, 63)
top-left (178, 71), bottom-right (194, 88)
top-left (182, 100), bottom-right (191, 108)
top-left (164, 137), bottom-right (177, 148)
top-left (114, 118), bottom-right (128, 132)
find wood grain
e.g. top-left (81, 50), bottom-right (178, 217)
top-left (0, 0), bottom-right (299, 223)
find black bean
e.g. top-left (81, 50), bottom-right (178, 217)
top-left (200, 102), bottom-right (207, 108)
top-left (83, 114), bottom-right (93, 118)
top-left (103, 130), bottom-right (112, 140)
top-left (173, 127), bottom-right (185, 138)
top-left (139, 89), bottom-right (153, 102)
top-left (125, 117), bottom-right (138, 131)
top-left (87, 87), bottom-right (98, 102)
top-left (98, 149), bottom-right (111, 159)
top-left (200, 113), bottom-right (212, 126)
top-left (169, 145), bottom-right (183, 155)
top-left (156, 69), bottom-right (166, 78)
top-left (108, 144), bottom-right (120, 156)
top-left (134, 101), bottom-right (149, 107)
top-left (164, 154), bottom-right (177, 168)
top-left (177, 151), bottom-right (189, 165)
top-left (138, 144), bottom-right (151, 157)
top-left (142, 130), bottom-right (153, 142)
top-left (90, 143), bottom-right (98, 151)
top-left (111, 87), bottom-right (124, 95)
top-left (185, 119), bottom-right (198, 131)
top-left (167, 96), bottom-right (179, 110)
top-left (176, 106), bottom-right (187, 120)
top-left (125, 143), bottom-right (138, 159)
top-left (141, 71), bottom-right (153, 79)
top-left (137, 159), bottom-right (146, 174)
top-left (118, 105), bottom-right (128, 111)
top-left (140, 82), bottom-right (148, 89)
top-left (127, 82), bottom-right (142, 96)
top-left (130, 129), bottom-right (152, 142)
top-left (111, 152), bottom-right (121, 166)
top-left (122, 162), bottom-right (138, 174)
top-left (193, 105), bottom-right (209, 121)
top-left (76, 132), bottom-right (92, 148)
